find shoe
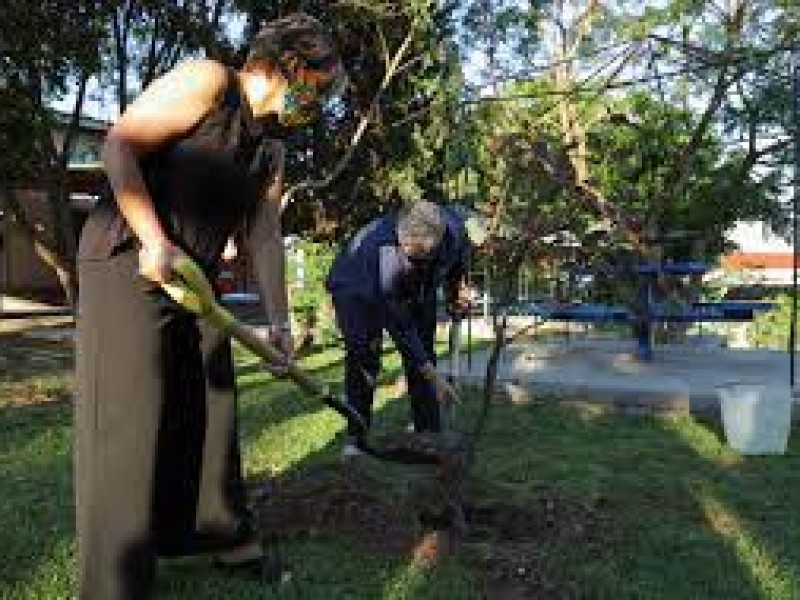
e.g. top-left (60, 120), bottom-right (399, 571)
top-left (212, 547), bottom-right (290, 585)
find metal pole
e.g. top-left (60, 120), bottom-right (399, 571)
top-left (465, 103), bottom-right (474, 372)
top-left (791, 52), bottom-right (799, 389)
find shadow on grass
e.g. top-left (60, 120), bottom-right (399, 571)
top-left (0, 324), bottom-right (482, 599)
top-left (0, 337), bottom-right (73, 381)
top-left (656, 414), bottom-right (800, 599)
top-left (234, 349), bottom-right (410, 449)
top-left (0, 337), bottom-right (73, 406)
top-left (467, 398), bottom-right (800, 599)
top-left (233, 339), bottom-right (454, 440)
top-left (0, 401), bottom-right (75, 599)
top-left (235, 336), bottom-right (400, 377)
top-left (158, 348), bottom-right (476, 599)
top-left (9, 334), bottom-right (796, 599)
top-left (161, 331), bottom-right (491, 597)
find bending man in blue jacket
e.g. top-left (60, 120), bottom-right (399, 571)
top-left (326, 201), bottom-right (484, 453)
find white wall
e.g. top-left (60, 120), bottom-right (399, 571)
top-left (726, 221), bottom-right (792, 253)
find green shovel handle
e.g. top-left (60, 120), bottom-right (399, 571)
top-left (159, 254), bottom-right (367, 434)
top-left (160, 254), bottom-right (216, 317)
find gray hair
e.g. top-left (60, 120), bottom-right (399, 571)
top-left (397, 201), bottom-right (445, 251)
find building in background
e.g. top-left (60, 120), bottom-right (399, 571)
top-left (0, 114), bottom-right (107, 301)
top-left (718, 221), bottom-right (794, 288)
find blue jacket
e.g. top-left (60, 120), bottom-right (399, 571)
top-left (326, 207), bottom-right (470, 368)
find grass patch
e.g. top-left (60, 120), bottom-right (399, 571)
top-left (1, 335), bottom-right (800, 598)
top-left (0, 336), bottom-right (73, 405)
top-left (0, 316), bottom-right (74, 336)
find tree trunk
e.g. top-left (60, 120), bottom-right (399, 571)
top-left (1, 187), bottom-right (77, 306)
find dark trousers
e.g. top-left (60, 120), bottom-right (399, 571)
top-left (331, 294), bottom-right (440, 436)
top-left (75, 251), bottom-right (252, 600)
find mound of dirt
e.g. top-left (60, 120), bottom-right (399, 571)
top-left (251, 462), bottom-right (422, 556)
top-left (250, 463), bottom-right (611, 599)
top-left (464, 491), bottom-right (611, 599)
top-left (478, 542), bottom-right (568, 600)
top-left (464, 492), bottom-right (609, 545)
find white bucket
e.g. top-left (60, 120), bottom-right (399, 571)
top-left (716, 383), bottom-right (792, 455)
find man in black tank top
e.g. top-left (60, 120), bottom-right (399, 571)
top-left (75, 13), bottom-right (344, 599)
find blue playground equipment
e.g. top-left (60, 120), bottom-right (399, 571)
top-left (218, 262), bottom-right (774, 363)
top-left (522, 261), bottom-right (774, 360)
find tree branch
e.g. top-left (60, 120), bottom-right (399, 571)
top-left (60, 71), bottom-right (90, 172)
top-left (743, 138), bottom-right (791, 173)
top-left (25, 73), bottom-right (75, 261)
top-left (568, 0), bottom-right (601, 54)
top-left (659, 61), bottom-right (744, 201)
top-left (142, 11), bottom-right (162, 87)
top-left (647, 33), bottom-right (724, 63)
top-left (112, 5), bottom-right (130, 111)
top-left (518, 136), bottom-right (644, 252)
top-left (376, 24), bottom-right (391, 70)
top-left (280, 26), bottom-right (417, 211)
top-left (209, 0), bottom-right (226, 27)
top-left (395, 54), bottom-right (425, 76)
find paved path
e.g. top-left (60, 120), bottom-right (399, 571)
top-left (446, 338), bottom-right (798, 417)
top-left (1, 296), bottom-right (74, 336)
top-left (0, 294), bottom-right (70, 313)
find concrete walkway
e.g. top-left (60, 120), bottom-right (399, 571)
top-left (448, 338), bottom-right (798, 417)
top-left (0, 294), bottom-right (70, 313)
top-left (1, 295), bottom-right (74, 336)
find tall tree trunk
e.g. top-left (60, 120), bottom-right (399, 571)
top-left (550, 0), bottom-right (599, 184)
top-left (25, 69), bottom-right (83, 298)
top-left (113, 2), bottom-right (132, 111)
top-left (2, 187), bottom-right (77, 306)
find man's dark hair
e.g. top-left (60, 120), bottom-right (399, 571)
top-left (247, 13), bottom-right (340, 74)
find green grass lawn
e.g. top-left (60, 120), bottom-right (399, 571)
top-left (2, 334), bottom-right (800, 599)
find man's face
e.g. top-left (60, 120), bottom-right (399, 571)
top-left (400, 235), bottom-right (438, 263)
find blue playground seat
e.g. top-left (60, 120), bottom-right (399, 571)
top-left (524, 302), bottom-right (630, 323)
top-left (634, 261), bottom-right (710, 275)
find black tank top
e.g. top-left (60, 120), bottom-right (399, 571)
top-left (78, 67), bottom-right (281, 275)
